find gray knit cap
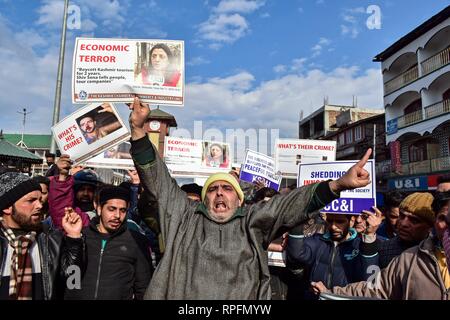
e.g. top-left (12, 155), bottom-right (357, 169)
top-left (0, 172), bottom-right (41, 211)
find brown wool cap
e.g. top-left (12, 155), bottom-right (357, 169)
top-left (399, 192), bottom-right (435, 225)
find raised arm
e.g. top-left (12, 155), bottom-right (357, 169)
top-left (128, 97), bottom-right (191, 242)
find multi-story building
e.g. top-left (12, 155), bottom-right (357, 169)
top-left (374, 5), bottom-right (450, 192)
top-left (299, 104), bottom-right (383, 140)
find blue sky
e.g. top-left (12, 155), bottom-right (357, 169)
top-left (0, 0), bottom-right (448, 144)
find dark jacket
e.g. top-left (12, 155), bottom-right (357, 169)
top-left (286, 228), bottom-right (378, 296)
top-left (131, 136), bottom-right (340, 300)
top-left (377, 236), bottom-right (421, 269)
top-left (0, 224), bottom-right (84, 300)
top-left (64, 217), bottom-right (152, 300)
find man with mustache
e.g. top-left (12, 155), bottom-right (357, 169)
top-left (63, 186), bottom-right (152, 300)
top-left (0, 170), bottom-right (84, 300)
top-left (128, 97), bottom-right (373, 300)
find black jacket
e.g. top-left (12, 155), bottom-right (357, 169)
top-left (0, 223), bottom-right (84, 300)
top-left (287, 229), bottom-right (378, 298)
top-left (64, 217), bottom-right (152, 300)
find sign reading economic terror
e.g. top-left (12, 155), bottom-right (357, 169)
top-left (240, 150), bottom-right (282, 191)
top-left (51, 103), bottom-right (130, 165)
top-left (298, 160), bottom-right (376, 215)
top-left (72, 38), bottom-right (184, 106)
top-left (164, 136), bottom-right (231, 177)
top-left (274, 139), bottom-right (337, 177)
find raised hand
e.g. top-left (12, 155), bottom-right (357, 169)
top-left (57, 154), bottom-right (72, 180)
top-left (127, 169), bottom-right (140, 185)
top-left (128, 97), bottom-right (150, 140)
top-left (62, 207), bottom-right (83, 238)
top-left (362, 206), bottom-right (383, 235)
top-left (329, 148), bottom-right (372, 193)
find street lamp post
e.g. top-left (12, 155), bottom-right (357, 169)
top-left (50, 0), bottom-right (69, 154)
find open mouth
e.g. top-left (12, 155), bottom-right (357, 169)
top-left (214, 201), bottom-right (227, 210)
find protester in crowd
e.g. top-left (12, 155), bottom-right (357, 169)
top-left (181, 183), bottom-right (203, 201)
top-left (137, 43), bottom-right (181, 87)
top-left (437, 174), bottom-right (450, 192)
top-left (311, 193), bottom-right (450, 300)
top-left (377, 191), bottom-right (403, 239)
top-left (127, 97), bottom-right (372, 300)
top-left (77, 103), bottom-right (122, 145)
top-left (47, 155), bottom-right (92, 229)
top-left (64, 186), bottom-right (152, 300)
top-left (286, 206), bottom-right (381, 299)
top-left (0, 170), bottom-right (84, 300)
top-left (376, 192), bottom-right (434, 269)
top-left (435, 174), bottom-right (450, 269)
top-left (202, 143), bottom-right (229, 169)
top-left (44, 152), bottom-right (59, 177)
top-left (32, 176), bottom-right (50, 218)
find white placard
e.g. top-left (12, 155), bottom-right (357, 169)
top-left (164, 137), bottom-right (231, 176)
top-left (298, 160), bottom-right (376, 215)
top-left (51, 103), bottom-right (130, 164)
top-left (240, 149), bottom-right (282, 191)
top-left (83, 141), bottom-right (134, 170)
top-left (274, 138), bottom-right (337, 178)
top-left (72, 38), bottom-right (184, 106)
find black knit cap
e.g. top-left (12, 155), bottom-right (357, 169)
top-left (99, 186), bottom-right (130, 206)
top-left (0, 172), bottom-right (42, 210)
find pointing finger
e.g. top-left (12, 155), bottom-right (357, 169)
top-left (356, 148), bottom-right (372, 168)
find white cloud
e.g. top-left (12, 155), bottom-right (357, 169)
top-left (166, 67), bottom-right (383, 146)
top-left (260, 12), bottom-right (270, 18)
top-left (198, 13), bottom-right (249, 44)
top-left (197, 0), bottom-right (265, 48)
top-left (187, 56), bottom-right (211, 66)
top-left (273, 64), bottom-right (286, 73)
top-left (340, 7), bottom-right (365, 39)
top-left (311, 37), bottom-right (331, 58)
top-left (214, 0), bottom-right (265, 14)
top-left (36, 0), bottom-right (130, 32)
top-left (36, 0), bottom-right (64, 29)
top-left (291, 57), bottom-right (308, 72)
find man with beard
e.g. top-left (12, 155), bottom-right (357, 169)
top-left (0, 171), bottom-right (85, 300)
top-left (48, 156), bottom-right (91, 229)
top-left (127, 97), bottom-right (372, 300)
top-left (311, 192), bottom-right (450, 300)
top-left (64, 186), bottom-right (152, 300)
top-left (286, 210), bottom-right (381, 299)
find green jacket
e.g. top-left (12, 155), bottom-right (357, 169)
top-left (131, 136), bottom-right (339, 300)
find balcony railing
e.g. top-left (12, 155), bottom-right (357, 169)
top-left (377, 156), bottom-right (450, 177)
top-left (425, 98), bottom-right (450, 119)
top-left (384, 65), bottom-right (418, 95)
top-left (431, 156), bottom-right (450, 172)
top-left (397, 109), bottom-right (423, 129)
top-left (421, 46), bottom-right (450, 76)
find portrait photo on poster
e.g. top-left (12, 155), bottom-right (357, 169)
top-left (134, 41), bottom-right (182, 87)
top-left (103, 142), bottom-right (132, 159)
top-left (202, 142), bottom-right (230, 169)
top-left (75, 103), bottom-right (123, 145)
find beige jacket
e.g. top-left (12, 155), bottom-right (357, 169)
top-left (332, 236), bottom-right (450, 300)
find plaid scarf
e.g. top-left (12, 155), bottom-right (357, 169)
top-left (443, 228), bottom-right (450, 271)
top-left (0, 217), bottom-right (36, 300)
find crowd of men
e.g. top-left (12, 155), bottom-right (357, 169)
top-left (0, 97), bottom-right (449, 300)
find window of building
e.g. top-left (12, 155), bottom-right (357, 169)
top-left (345, 130), bottom-right (353, 143)
top-left (354, 126), bottom-right (362, 141)
top-left (338, 133), bottom-right (345, 146)
top-left (409, 143), bottom-right (426, 162)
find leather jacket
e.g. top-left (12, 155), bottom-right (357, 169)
top-left (0, 223), bottom-right (85, 300)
